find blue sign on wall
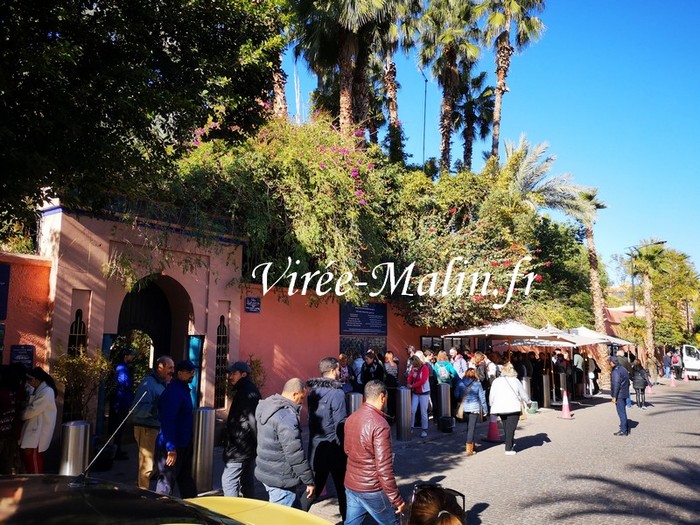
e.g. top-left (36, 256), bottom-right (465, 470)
top-left (340, 303), bottom-right (387, 336)
top-left (0, 263), bottom-right (9, 321)
top-left (10, 345), bottom-right (34, 370)
top-left (244, 296), bottom-right (261, 313)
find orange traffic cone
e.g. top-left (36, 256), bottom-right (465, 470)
top-left (559, 389), bottom-right (574, 419)
top-left (670, 374), bottom-right (677, 387)
top-left (483, 414), bottom-right (501, 442)
top-left (683, 369), bottom-right (690, 383)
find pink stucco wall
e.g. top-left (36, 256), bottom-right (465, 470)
top-left (0, 252), bottom-right (52, 367)
top-left (238, 286), bottom-right (446, 398)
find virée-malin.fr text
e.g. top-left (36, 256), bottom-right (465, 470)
top-left (252, 256), bottom-right (537, 309)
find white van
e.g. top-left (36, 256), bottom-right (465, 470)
top-left (681, 344), bottom-right (700, 379)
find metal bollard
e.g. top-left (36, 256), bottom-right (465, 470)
top-left (59, 420), bottom-right (90, 475)
top-left (192, 407), bottom-right (215, 494)
top-left (438, 383), bottom-right (451, 418)
top-left (559, 372), bottom-right (568, 399)
top-left (346, 393), bottom-right (363, 415)
top-left (542, 375), bottom-right (551, 408)
top-left (396, 387), bottom-right (412, 441)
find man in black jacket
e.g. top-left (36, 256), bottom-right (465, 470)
top-left (221, 361), bottom-right (261, 497)
top-left (301, 357), bottom-right (348, 520)
top-left (610, 356), bottom-right (630, 436)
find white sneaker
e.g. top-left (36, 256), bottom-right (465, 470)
top-left (420, 431), bottom-right (428, 438)
top-left (505, 450), bottom-right (517, 456)
top-left (642, 406), bottom-right (648, 410)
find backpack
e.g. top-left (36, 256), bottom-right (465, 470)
top-left (476, 363), bottom-right (490, 387)
top-left (437, 363), bottom-right (450, 382)
top-left (672, 354), bottom-right (679, 365)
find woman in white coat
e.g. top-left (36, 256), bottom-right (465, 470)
top-left (489, 362), bottom-right (531, 456)
top-left (20, 367), bottom-right (58, 473)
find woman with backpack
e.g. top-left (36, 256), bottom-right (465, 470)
top-left (454, 369), bottom-right (488, 456)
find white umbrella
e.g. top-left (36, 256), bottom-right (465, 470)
top-left (541, 325), bottom-right (609, 346)
top-left (443, 320), bottom-right (563, 341)
top-left (569, 326), bottom-right (633, 346)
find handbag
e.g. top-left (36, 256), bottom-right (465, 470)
top-left (455, 379), bottom-right (475, 420)
top-left (504, 377), bottom-right (528, 420)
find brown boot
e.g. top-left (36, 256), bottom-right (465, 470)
top-left (466, 442), bottom-right (476, 456)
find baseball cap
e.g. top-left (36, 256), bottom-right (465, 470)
top-left (175, 360), bottom-right (197, 372)
top-left (226, 361), bottom-right (252, 374)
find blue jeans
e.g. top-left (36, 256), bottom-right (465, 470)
top-left (615, 398), bottom-right (629, 434)
top-left (345, 487), bottom-right (399, 525)
top-left (664, 366), bottom-right (671, 378)
top-left (263, 483), bottom-right (297, 508)
top-left (222, 458), bottom-right (255, 498)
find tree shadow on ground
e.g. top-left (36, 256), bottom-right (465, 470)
top-left (519, 459), bottom-right (700, 524)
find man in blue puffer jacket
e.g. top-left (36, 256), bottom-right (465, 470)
top-left (255, 378), bottom-right (315, 508)
top-left (155, 360), bottom-right (197, 498)
top-left (610, 356), bottom-right (630, 436)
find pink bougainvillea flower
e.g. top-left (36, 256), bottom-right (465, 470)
top-left (535, 248), bottom-right (542, 253)
top-left (367, 163), bottom-right (374, 170)
top-left (355, 190), bottom-right (364, 197)
top-left (354, 129), bottom-right (365, 137)
top-left (534, 274), bottom-right (543, 282)
top-left (319, 162), bottom-right (326, 168)
top-left (490, 261), bottom-right (500, 267)
top-left (502, 260), bottom-right (511, 266)
top-left (449, 207), bottom-right (456, 214)
top-left (358, 199), bottom-right (366, 205)
top-left (428, 227), bottom-right (435, 233)
top-left (193, 139), bottom-right (201, 146)
top-left (544, 260), bottom-right (552, 267)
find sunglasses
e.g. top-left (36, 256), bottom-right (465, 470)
top-left (401, 483), bottom-right (466, 524)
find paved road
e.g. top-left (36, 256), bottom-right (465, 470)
top-left (100, 378), bottom-right (700, 524)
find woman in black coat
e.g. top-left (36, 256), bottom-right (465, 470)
top-left (631, 359), bottom-right (649, 410)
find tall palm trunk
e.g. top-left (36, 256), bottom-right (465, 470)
top-left (352, 32), bottom-right (371, 131)
top-left (272, 52), bottom-right (288, 119)
top-left (643, 272), bottom-right (654, 362)
top-left (385, 54), bottom-right (399, 126)
top-left (439, 47), bottom-right (458, 174)
top-left (338, 29), bottom-right (357, 135)
top-left (585, 225), bottom-right (609, 379)
top-left (463, 115), bottom-right (475, 171)
top-left (490, 31), bottom-right (513, 159)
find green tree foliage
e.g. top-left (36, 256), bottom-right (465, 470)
top-left (1, 0), bottom-right (283, 231)
top-left (176, 116), bottom-right (391, 304)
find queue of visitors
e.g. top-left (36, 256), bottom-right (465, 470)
top-left (1, 341), bottom-right (688, 525)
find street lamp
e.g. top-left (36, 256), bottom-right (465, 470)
top-left (418, 67), bottom-right (428, 168)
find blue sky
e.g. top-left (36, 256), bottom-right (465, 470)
top-left (282, 1), bottom-right (700, 281)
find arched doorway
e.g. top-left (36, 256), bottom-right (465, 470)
top-left (117, 275), bottom-right (194, 360)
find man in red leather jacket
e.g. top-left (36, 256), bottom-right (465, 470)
top-left (343, 380), bottom-right (405, 525)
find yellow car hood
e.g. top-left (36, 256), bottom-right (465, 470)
top-left (186, 496), bottom-right (334, 525)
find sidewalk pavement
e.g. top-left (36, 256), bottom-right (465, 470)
top-left (91, 379), bottom-right (700, 524)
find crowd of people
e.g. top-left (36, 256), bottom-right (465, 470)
top-left (1, 341), bottom-right (691, 525)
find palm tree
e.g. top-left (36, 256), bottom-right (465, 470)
top-left (371, 0), bottom-right (422, 159)
top-left (419, 0), bottom-right (481, 174)
top-left (569, 190), bottom-right (609, 375)
top-left (632, 241), bottom-right (667, 360)
top-left (503, 135), bottom-right (590, 214)
top-left (291, 1), bottom-right (402, 135)
top-left (453, 63), bottom-right (494, 171)
top-left (478, 0), bottom-right (546, 159)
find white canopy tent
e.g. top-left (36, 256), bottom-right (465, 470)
top-left (569, 326), bottom-right (633, 346)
